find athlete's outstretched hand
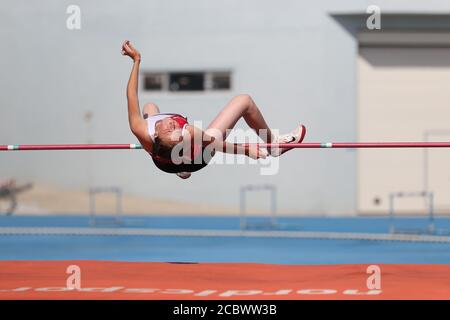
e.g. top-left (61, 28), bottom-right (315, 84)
top-left (245, 145), bottom-right (268, 160)
top-left (121, 40), bottom-right (141, 62)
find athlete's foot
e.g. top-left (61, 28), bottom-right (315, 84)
top-left (269, 124), bottom-right (306, 157)
top-left (176, 172), bottom-right (191, 179)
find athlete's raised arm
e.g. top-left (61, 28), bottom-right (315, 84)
top-left (121, 40), bottom-right (150, 149)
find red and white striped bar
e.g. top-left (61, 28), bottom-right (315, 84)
top-left (0, 144), bottom-right (143, 151)
top-left (2, 142), bottom-right (450, 151)
top-left (257, 142), bottom-right (450, 148)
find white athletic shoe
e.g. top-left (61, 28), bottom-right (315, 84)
top-left (269, 125), bottom-right (306, 157)
top-left (176, 171), bottom-right (191, 179)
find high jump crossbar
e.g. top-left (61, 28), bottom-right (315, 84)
top-left (3, 142), bottom-right (450, 151)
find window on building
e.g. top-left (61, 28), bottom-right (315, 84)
top-left (169, 72), bottom-right (204, 91)
top-left (211, 72), bottom-right (231, 90)
top-left (143, 71), bottom-right (231, 92)
top-left (143, 73), bottom-right (164, 91)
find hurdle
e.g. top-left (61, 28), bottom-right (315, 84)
top-left (89, 186), bottom-right (123, 227)
top-left (240, 184), bottom-right (277, 230)
top-left (389, 191), bottom-right (435, 235)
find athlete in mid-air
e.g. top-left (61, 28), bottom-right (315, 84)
top-left (122, 40), bottom-right (306, 179)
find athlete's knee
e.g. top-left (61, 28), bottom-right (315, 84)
top-left (234, 94), bottom-right (254, 105)
top-left (232, 94), bottom-right (255, 114)
top-left (235, 94), bottom-right (258, 115)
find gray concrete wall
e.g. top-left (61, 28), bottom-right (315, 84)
top-left (1, 0), bottom-right (450, 214)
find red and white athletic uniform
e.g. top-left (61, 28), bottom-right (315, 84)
top-left (146, 113), bottom-right (189, 143)
top-left (146, 113), bottom-right (205, 173)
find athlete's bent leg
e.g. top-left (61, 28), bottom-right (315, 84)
top-left (206, 94), bottom-right (273, 143)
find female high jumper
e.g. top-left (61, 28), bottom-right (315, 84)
top-left (122, 40), bottom-right (306, 179)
